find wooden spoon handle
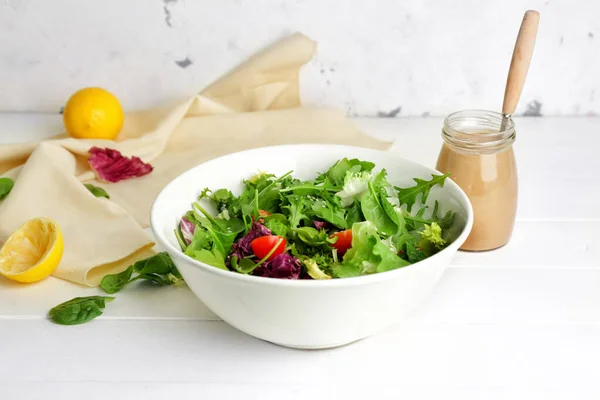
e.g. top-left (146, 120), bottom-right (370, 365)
top-left (502, 10), bottom-right (540, 116)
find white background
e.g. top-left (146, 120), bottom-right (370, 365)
top-left (0, 0), bottom-right (598, 116)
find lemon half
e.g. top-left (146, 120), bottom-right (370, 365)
top-left (0, 218), bottom-right (64, 283)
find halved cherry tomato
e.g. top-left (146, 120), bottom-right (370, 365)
top-left (330, 229), bottom-right (352, 255)
top-left (250, 235), bottom-right (286, 260)
top-left (251, 210), bottom-right (272, 223)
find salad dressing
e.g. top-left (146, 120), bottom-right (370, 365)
top-left (435, 111), bottom-right (517, 251)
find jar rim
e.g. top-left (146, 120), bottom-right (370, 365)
top-left (442, 109), bottom-right (515, 153)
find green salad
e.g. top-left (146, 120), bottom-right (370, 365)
top-left (175, 158), bottom-right (457, 280)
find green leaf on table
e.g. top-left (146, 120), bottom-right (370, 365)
top-left (100, 265), bottom-right (134, 294)
top-left (48, 296), bottom-right (115, 325)
top-left (100, 252), bottom-right (183, 294)
top-left (133, 252), bottom-right (176, 275)
top-left (0, 177), bottom-right (14, 200)
top-left (84, 183), bottom-right (110, 199)
top-left (395, 173), bottom-right (451, 213)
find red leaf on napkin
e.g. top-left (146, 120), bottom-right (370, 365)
top-left (88, 147), bottom-right (153, 183)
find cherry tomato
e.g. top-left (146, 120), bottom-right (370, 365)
top-left (330, 229), bottom-right (352, 255)
top-left (250, 235), bottom-right (287, 260)
top-left (251, 210), bottom-right (272, 223)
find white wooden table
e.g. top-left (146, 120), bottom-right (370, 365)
top-left (1, 114), bottom-right (599, 400)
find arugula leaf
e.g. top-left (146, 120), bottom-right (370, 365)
top-left (283, 195), bottom-right (309, 229)
top-left (0, 177), bottom-right (14, 200)
top-left (100, 265), bottom-right (134, 294)
top-left (395, 173), bottom-right (451, 212)
top-left (244, 170), bottom-right (292, 214)
top-left (194, 202), bottom-right (243, 257)
top-left (48, 296), bottom-right (115, 325)
top-left (84, 183), bottom-right (110, 199)
top-left (430, 200), bottom-right (455, 230)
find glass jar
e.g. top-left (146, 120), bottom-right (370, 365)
top-left (435, 110), bottom-right (518, 251)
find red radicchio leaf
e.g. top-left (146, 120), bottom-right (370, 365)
top-left (179, 217), bottom-right (196, 245)
top-left (88, 147), bottom-right (153, 183)
top-left (228, 222), bottom-right (272, 264)
top-left (252, 253), bottom-right (301, 280)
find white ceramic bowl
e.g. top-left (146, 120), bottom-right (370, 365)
top-left (151, 144), bottom-right (473, 349)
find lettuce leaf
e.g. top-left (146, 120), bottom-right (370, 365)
top-left (395, 173), bottom-right (451, 213)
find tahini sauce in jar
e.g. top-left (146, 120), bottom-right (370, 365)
top-left (435, 110), bottom-right (518, 251)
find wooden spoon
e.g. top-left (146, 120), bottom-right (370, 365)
top-left (500, 10), bottom-right (540, 131)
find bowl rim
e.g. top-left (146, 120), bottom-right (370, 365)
top-left (150, 143), bottom-right (474, 288)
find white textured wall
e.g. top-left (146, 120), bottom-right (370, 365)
top-left (0, 0), bottom-right (598, 116)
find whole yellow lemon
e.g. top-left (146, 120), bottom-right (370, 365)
top-left (63, 87), bottom-right (124, 140)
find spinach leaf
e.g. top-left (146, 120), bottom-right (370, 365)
top-left (100, 252), bottom-right (183, 294)
top-left (345, 198), bottom-right (364, 227)
top-left (0, 177), bottom-right (14, 200)
top-left (361, 182), bottom-right (398, 236)
top-left (395, 173), bottom-right (451, 213)
top-left (100, 265), bottom-right (134, 294)
top-left (310, 199), bottom-right (347, 229)
top-left (360, 170), bottom-right (399, 236)
top-left (48, 296), bottom-right (115, 325)
top-left (191, 249), bottom-right (228, 270)
top-left (84, 183), bottom-right (110, 199)
top-left (134, 252), bottom-right (176, 275)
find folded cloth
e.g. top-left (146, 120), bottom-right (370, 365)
top-left (0, 33), bottom-right (392, 286)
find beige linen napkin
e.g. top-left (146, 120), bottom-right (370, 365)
top-left (0, 33), bottom-right (391, 286)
